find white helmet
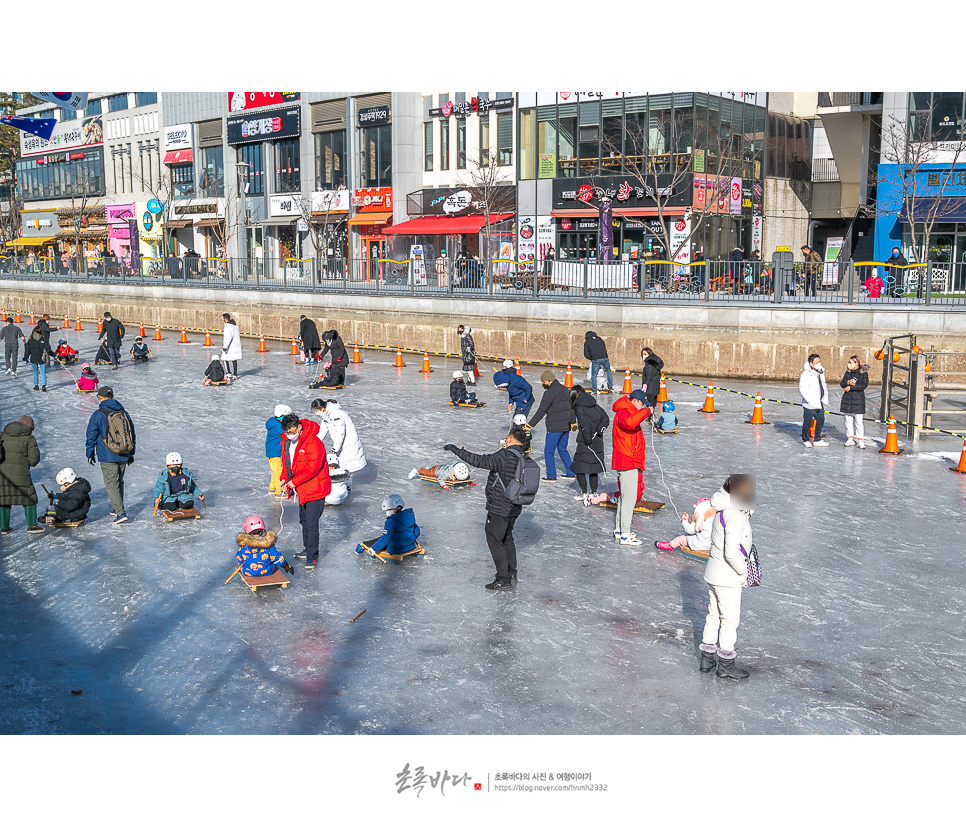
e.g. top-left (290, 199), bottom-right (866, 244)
top-left (503, 359), bottom-right (514, 369)
top-left (56, 467), bottom-right (77, 487)
top-left (165, 452), bottom-right (183, 467)
top-left (382, 493), bottom-right (404, 513)
top-left (274, 403), bottom-right (293, 419)
top-left (327, 453), bottom-right (340, 467)
top-left (452, 370), bottom-right (463, 379)
top-left (512, 413), bottom-right (528, 427)
top-left (452, 462), bottom-right (470, 481)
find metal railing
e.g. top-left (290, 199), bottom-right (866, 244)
top-left (1, 255), bottom-right (964, 306)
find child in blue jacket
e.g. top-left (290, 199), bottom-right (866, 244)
top-left (657, 401), bottom-right (678, 432)
top-left (265, 404), bottom-right (291, 495)
top-left (236, 514), bottom-right (294, 577)
top-left (358, 494), bottom-right (421, 555)
top-left (152, 452), bottom-right (202, 511)
top-left (493, 360), bottom-right (535, 418)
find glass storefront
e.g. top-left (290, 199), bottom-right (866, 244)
top-left (16, 148), bottom-right (106, 202)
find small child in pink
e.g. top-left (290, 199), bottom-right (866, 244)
top-left (77, 362), bottom-right (99, 392)
top-left (655, 497), bottom-right (714, 552)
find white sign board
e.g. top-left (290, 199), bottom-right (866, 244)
top-left (517, 215), bottom-right (535, 275)
top-left (311, 189), bottom-right (351, 213)
top-left (442, 190), bottom-right (473, 214)
top-left (163, 123), bottom-right (192, 152)
top-left (409, 244), bottom-right (427, 285)
top-left (669, 215), bottom-right (691, 265)
top-left (269, 195), bottom-right (302, 217)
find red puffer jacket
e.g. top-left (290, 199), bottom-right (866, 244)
top-left (280, 419), bottom-right (331, 503)
top-left (611, 397), bottom-right (651, 471)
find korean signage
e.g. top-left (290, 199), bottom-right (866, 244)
top-left (419, 186), bottom-right (515, 216)
top-left (539, 154), bottom-right (556, 178)
top-left (351, 187), bottom-right (393, 212)
top-left (21, 114), bottom-right (103, 156)
top-left (553, 176), bottom-right (687, 209)
top-left (312, 189), bottom-right (351, 213)
top-left (693, 175), bottom-right (734, 215)
top-left (227, 106), bottom-right (301, 145)
top-left (429, 96), bottom-right (514, 118)
top-left (20, 210), bottom-right (61, 237)
top-left (172, 200), bottom-right (223, 218)
top-left (669, 216), bottom-right (691, 264)
top-left (442, 190), bottom-right (473, 214)
top-left (228, 92), bottom-right (300, 112)
top-left (269, 194), bottom-right (302, 217)
top-left (751, 214), bottom-right (763, 254)
top-left (358, 105), bottom-right (390, 126)
top-left (557, 217), bottom-right (599, 231)
top-left (730, 177), bottom-right (743, 215)
top-left (107, 204), bottom-right (135, 240)
top-left (518, 215), bottom-right (536, 275)
top-left (164, 123), bottom-right (192, 152)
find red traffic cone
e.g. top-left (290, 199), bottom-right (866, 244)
top-left (564, 363), bottom-right (573, 388)
top-left (179, 326), bottom-right (189, 344)
top-left (475, 361), bottom-right (484, 377)
top-left (63, 314), bottom-right (70, 330)
top-left (352, 344), bottom-right (363, 364)
top-left (622, 367), bottom-right (633, 394)
top-left (15, 310), bottom-right (22, 323)
top-left (745, 392), bottom-right (769, 425)
top-left (257, 334), bottom-right (269, 352)
top-left (29, 311), bottom-right (36, 325)
top-left (394, 346), bottom-right (405, 368)
top-left (153, 323), bottom-right (163, 341)
top-left (96, 318), bottom-right (103, 334)
top-left (699, 383), bottom-right (718, 413)
top-left (950, 437), bottom-right (966, 473)
top-left (809, 419), bottom-right (817, 440)
top-left (514, 358), bottom-right (521, 375)
top-left (657, 374), bottom-right (668, 403)
top-left (420, 351), bottom-right (432, 373)
top-left (138, 321), bottom-right (146, 338)
top-left (289, 336), bottom-right (298, 355)
top-left (75, 317), bottom-right (83, 331)
top-left (205, 329), bottom-right (213, 347)
top-left (879, 415), bottom-right (903, 455)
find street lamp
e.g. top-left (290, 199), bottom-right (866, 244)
top-left (234, 161), bottom-right (251, 267)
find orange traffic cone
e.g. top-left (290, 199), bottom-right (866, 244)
top-left (257, 334), bottom-right (268, 352)
top-left (950, 438), bottom-right (966, 473)
top-left (699, 383), bottom-right (718, 413)
top-left (564, 363), bottom-right (573, 388)
top-left (657, 374), bottom-right (668, 403)
top-left (809, 419), bottom-right (817, 440)
top-left (63, 314), bottom-right (70, 329)
top-left (179, 326), bottom-right (189, 344)
top-left (745, 392), bottom-right (769, 425)
top-left (153, 323), bottom-right (163, 341)
top-left (420, 351), bottom-right (433, 373)
top-left (97, 318), bottom-right (103, 334)
top-left (394, 346), bottom-right (405, 368)
top-left (29, 311), bottom-right (36, 325)
top-left (1, 309), bottom-right (5, 322)
top-left (879, 415), bottom-right (903, 455)
top-left (75, 318), bottom-right (83, 331)
top-left (352, 344), bottom-right (363, 364)
top-left (205, 329), bottom-right (213, 347)
top-left (289, 336), bottom-right (298, 355)
top-left (622, 367), bottom-right (633, 394)
top-left (137, 321), bottom-right (144, 338)
top-left (15, 310), bottom-right (22, 323)
top-left (475, 361), bottom-right (484, 377)
top-left (514, 358), bottom-right (521, 375)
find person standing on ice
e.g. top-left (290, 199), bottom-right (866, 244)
top-left (799, 353), bottom-right (829, 448)
top-left (527, 370), bottom-right (575, 482)
top-left (298, 315), bottom-right (321, 364)
top-left (582, 331), bottom-right (613, 395)
top-left (0, 415), bottom-right (43, 534)
top-left (266, 404), bottom-right (292, 495)
top-left (279, 412), bottom-right (331, 571)
top-left (85, 385), bottom-right (136, 524)
top-left (611, 389), bottom-right (651, 546)
top-left (457, 324), bottom-right (476, 384)
top-left (311, 399), bottom-right (366, 473)
top-left (100, 311), bottom-right (125, 370)
top-left (699, 474), bottom-right (756, 680)
top-left (492, 360), bottom-right (534, 420)
top-left (839, 355), bottom-right (868, 449)
top-left (570, 385), bottom-right (608, 505)
top-left (221, 313), bottom-right (242, 379)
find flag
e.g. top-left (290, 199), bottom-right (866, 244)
top-left (32, 92), bottom-right (89, 110)
top-left (0, 115), bottom-right (57, 142)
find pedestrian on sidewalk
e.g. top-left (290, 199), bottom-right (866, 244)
top-left (800, 245), bottom-right (822, 298)
top-left (583, 331), bottom-right (613, 395)
top-left (840, 355), bottom-right (869, 449)
top-left (527, 370), bottom-right (575, 482)
top-left (0, 415), bottom-right (43, 534)
top-left (100, 311), bottom-right (125, 370)
top-left (279, 413), bottom-right (330, 570)
top-left (24, 329), bottom-right (48, 392)
top-left (611, 389), bottom-right (651, 545)
top-left (85, 386), bottom-right (136, 523)
top-left (1, 315), bottom-right (26, 376)
top-left (799, 353), bottom-right (830, 448)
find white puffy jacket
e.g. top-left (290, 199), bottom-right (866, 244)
top-left (704, 488), bottom-right (753, 588)
top-left (799, 361), bottom-right (829, 410)
top-left (222, 322), bottom-right (243, 362)
top-left (320, 402), bottom-right (366, 472)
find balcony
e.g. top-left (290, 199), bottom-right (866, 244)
top-left (812, 157), bottom-right (840, 183)
top-left (818, 92), bottom-right (883, 109)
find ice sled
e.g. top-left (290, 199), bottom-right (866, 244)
top-left (239, 569), bottom-right (290, 594)
top-left (654, 426), bottom-right (678, 435)
top-left (359, 539), bottom-right (425, 564)
top-left (597, 499), bottom-right (666, 513)
top-left (46, 517), bottom-right (86, 528)
top-left (448, 400), bottom-right (486, 408)
top-left (206, 378), bottom-right (231, 386)
top-left (162, 508), bottom-right (202, 521)
top-left (310, 383), bottom-right (345, 390)
top-left (679, 545), bottom-right (710, 561)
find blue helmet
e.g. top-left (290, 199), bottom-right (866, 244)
top-left (663, 401), bottom-right (675, 412)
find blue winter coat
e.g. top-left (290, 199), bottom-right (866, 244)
top-left (85, 399), bottom-right (136, 463)
top-left (370, 508), bottom-right (421, 555)
top-left (235, 530), bottom-right (285, 577)
top-left (493, 369), bottom-right (535, 410)
top-left (658, 413), bottom-right (678, 431)
top-left (265, 416), bottom-right (284, 458)
top-left (152, 466), bottom-right (199, 503)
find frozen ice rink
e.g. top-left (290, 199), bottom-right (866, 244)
top-left (1, 325), bottom-right (964, 735)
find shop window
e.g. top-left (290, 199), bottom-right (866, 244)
top-left (457, 119), bottom-right (466, 169)
top-left (517, 110), bottom-right (533, 179)
top-left (60, 107), bottom-right (76, 122)
top-left (137, 141), bottom-right (156, 191)
top-left (315, 130), bottom-right (345, 189)
top-left (932, 92), bottom-right (965, 142)
top-left (424, 122), bottom-right (434, 171)
top-left (16, 149), bottom-right (105, 202)
top-left (275, 138), bottom-right (300, 193)
top-left (170, 162), bottom-right (194, 199)
top-left (85, 99), bottom-right (102, 116)
top-left (200, 145), bottom-right (224, 197)
top-left (558, 105), bottom-right (577, 177)
top-left (108, 94), bottom-right (128, 112)
top-left (455, 92), bottom-right (465, 106)
top-left (624, 97), bottom-right (646, 164)
top-left (497, 112), bottom-right (512, 166)
top-left (135, 92), bottom-right (158, 107)
top-left (363, 124), bottom-right (392, 188)
top-left (480, 113), bottom-right (490, 160)
top-left (440, 119), bottom-right (450, 170)
top-left (601, 99), bottom-right (623, 170)
top-left (423, 95), bottom-right (432, 120)
top-left (239, 143), bottom-right (264, 196)
top-left (537, 111), bottom-right (556, 178)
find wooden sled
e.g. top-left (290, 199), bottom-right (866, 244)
top-left (58, 357), bottom-right (79, 365)
top-left (240, 570), bottom-right (290, 594)
top-left (655, 426), bottom-right (678, 434)
top-left (360, 540), bottom-right (425, 564)
top-left (46, 517), bottom-right (86, 528)
top-left (597, 499), bottom-right (666, 513)
top-left (207, 379), bottom-right (231, 386)
top-left (418, 474), bottom-right (476, 489)
top-left (76, 388), bottom-right (97, 394)
top-left (162, 508), bottom-right (201, 521)
top-left (449, 400), bottom-right (486, 408)
top-left (679, 545), bottom-right (710, 561)
top-left (310, 383), bottom-right (345, 390)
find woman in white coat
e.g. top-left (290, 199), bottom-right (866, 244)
top-left (221, 313), bottom-right (243, 377)
top-left (312, 398), bottom-right (366, 473)
top-left (700, 474), bottom-right (755, 680)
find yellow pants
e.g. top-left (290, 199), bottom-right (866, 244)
top-left (268, 457), bottom-right (283, 493)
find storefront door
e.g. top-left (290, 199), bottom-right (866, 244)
top-left (362, 238), bottom-right (383, 282)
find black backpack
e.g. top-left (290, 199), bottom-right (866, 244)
top-left (503, 448), bottom-right (540, 506)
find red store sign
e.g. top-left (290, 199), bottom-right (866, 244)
top-left (351, 187), bottom-right (393, 211)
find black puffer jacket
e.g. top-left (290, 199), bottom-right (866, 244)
top-left (840, 365), bottom-right (869, 414)
top-left (583, 331), bottom-right (608, 361)
top-left (452, 446), bottom-right (524, 519)
top-left (56, 477), bottom-right (92, 521)
top-left (319, 330), bottom-right (348, 367)
top-left (571, 391), bottom-right (608, 474)
top-left (299, 318), bottom-right (322, 354)
top-left (529, 380), bottom-right (574, 432)
top-left (641, 353), bottom-right (665, 404)
top-left (23, 333), bottom-right (46, 365)
top-left (101, 318), bottom-right (125, 347)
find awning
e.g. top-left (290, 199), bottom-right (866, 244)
top-left (550, 207), bottom-right (686, 218)
top-left (194, 218), bottom-right (224, 228)
top-left (311, 209), bottom-right (349, 217)
top-left (382, 213), bottom-right (513, 236)
top-left (164, 219), bottom-right (193, 229)
top-left (348, 210), bottom-right (393, 227)
top-left (163, 149), bottom-right (194, 165)
top-left (905, 197), bottom-right (966, 223)
top-left (5, 236), bottom-right (55, 247)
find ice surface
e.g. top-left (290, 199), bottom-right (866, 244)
top-left (1, 328), bottom-right (965, 735)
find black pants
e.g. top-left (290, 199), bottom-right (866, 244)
top-left (485, 512), bottom-right (517, 580)
top-left (161, 498), bottom-right (194, 511)
top-left (575, 473), bottom-right (599, 493)
top-left (299, 499), bottom-right (325, 561)
top-left (224, 360), bottom-right (238, 376)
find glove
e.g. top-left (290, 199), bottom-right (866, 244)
top-left (355, 543), bottom-right (364, 554)
top-left (443, 444), bottom-right (459, 454)
top-left (282, 561), bottom-right (294, 576)
top-left (570, 423), bottom-right (577, 432)
top-left (87, 455), bottom-right (96, 466)
top-left (524, 424), bottom-right (533, 432)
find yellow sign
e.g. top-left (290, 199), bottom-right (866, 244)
top-left (776, 246), bottom-right (791, 252)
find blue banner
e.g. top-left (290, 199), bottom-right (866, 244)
top-left (0, 115), bottom-right (57, 142)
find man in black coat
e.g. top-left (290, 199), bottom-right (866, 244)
top-left (527, 370), bottom-right (575, 481)
top-left (445, 426), bottom-right (529, 591)
top-left (298, 315), bottom-right (322, 364)
top-left (100, 311), bottom-right (125, 370)
top-left (885, 246), bottom-right (909, 297)
top-left (38, 313), bottom-right (58, 366)
top-left (582, 331), bottom-right (613, 395)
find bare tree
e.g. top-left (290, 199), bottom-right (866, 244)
top-left (875, 103), bottom-right (966, 263)
top-left (287, 188), bottom-right (347, 281)
top-left (131, 161), bottom-right (176, 261)
top-left (464, 152), bottom-right (516, 279)
top-left (62, 165), bottom-right (104, 271)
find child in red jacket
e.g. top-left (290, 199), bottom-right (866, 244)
top-left (279, 413), bottom-right (331, 570)
top-left (611, 390), bottom-right (651, 546)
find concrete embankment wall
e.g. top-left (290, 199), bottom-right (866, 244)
top-left (1, 279), bottom-right (962, 381)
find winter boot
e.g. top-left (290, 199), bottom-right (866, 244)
top-left (715, 649), bottom-right (750, 680)
top-left (699, 644), bottom-right (718, 673)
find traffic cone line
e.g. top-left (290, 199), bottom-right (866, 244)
top-left (179, 326), bottom-right (189, 344)
top-left (879, 414), bottom-right (903, 455)
top-left (139, 321), bottom-right (146, 338)
top-left (394, 346), bottom-right (405, 368)
top-left (745, 392), bottom-right (769, 425)
top-left (97, 318), bottom-right (103, 334)
top-left (75, 318), bottom-right (83, 331)
top-left (514, 358), bottom-right (521, 375)
top-left (809, 419), bottom-right (817, 440)
top-left (63, 314), bottom-right (69, 329)
top-left (699, 383), bottom-right (718, 413)
top-left (205, 329), bottom-right (213, 347)
top-left (352, 344), bottom-right (363, 364)
top-left (15, 310), bottom-right (22, 323)
top-left (950, 438), bottom-right (966, 473)
top-left (420, 351), bottom-right (433, 373)
top-left (290, 336), bottom-right (298, 355)
top-left (564, 363), bottom-right (573, 388)
top-left (257, 334), bottom-right (268, 352)
top-left (622, 367), bottom-right (633, 394)
top-left (153, 323), bottom-right (163, 341)
top-left (657, 374), bottom-right (668, 404)
top-left (29, 311), bottom-right (35, 325)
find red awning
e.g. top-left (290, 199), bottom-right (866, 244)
top-left (382, 213), bottom-right (513, 236)
top-left (163, 149), bottom-right (194, 165)
top-left (551, 207), bottom-right (686, 218)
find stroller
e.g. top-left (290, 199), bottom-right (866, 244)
top-left (94, 342), bottom-right (113, 366)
